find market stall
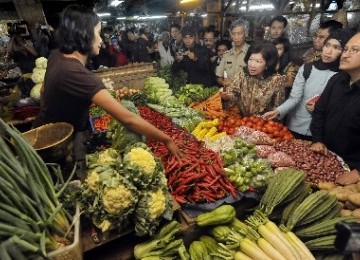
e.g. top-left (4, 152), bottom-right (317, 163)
top-left (1, 69), bottom-right (359, 260)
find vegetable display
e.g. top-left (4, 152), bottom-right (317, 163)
top-left (0, 118), bottom-right (75, 258)
top-left (174, 84), bottom-right (219, 106)
top-left (138, 105), bottom-right (238, 204)
top-left (189, 92), bottom-right (227, 119)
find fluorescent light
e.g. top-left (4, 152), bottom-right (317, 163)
top-left (180, 0), bottom-right (197, 4)
top-left (201, 14), bottom-right (207, 17)
top-left (249, 4), bottom-right (274, 10)
top-left (109, 0), bottom-right (123, 7)
top-left (97, 13), bottom-right (111, 17)
top-left (117, 17), bottom-right (126, 20)
top-left (137, 15), bottom-right (167, 20)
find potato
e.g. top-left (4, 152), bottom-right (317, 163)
top-left (343, 184), bottom-right (359, 193)
top-left (318, 182), bottom-right (337, 191)
top-left (336, 192), bottom-right (349, 202)
top-left (356, 182), bottom-right (360, 192)
top-left (340, 209), bottom-right (353, 217)
top-left (347, 193), bottom-right (360, 206)
top-left (352, 208), bottom-right (360, 219)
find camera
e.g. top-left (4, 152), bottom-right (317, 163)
top-left (7, 22), bottom-right (29, 37)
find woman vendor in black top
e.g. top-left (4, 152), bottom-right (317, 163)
top-left (33, 5), bottom-right (183, 175)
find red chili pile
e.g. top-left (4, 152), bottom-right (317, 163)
top-left (138, 105), bottom-right (238, 204)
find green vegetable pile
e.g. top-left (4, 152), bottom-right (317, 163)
top-left (81, 142), bottom-right (173, 236)
top-left (0, 119), bottom-right (76, 258)
top-left (147, 103), bottom-right (204, 132)
top-left (174, 84), bottom-right (220, 106)
top-left (221, 138), bottom-right (274, 192)
top-left (144, 77), bottom-right (180, 106)
top-left (133, 220), bottom-right (189, 259)
top-left (158, 65), bottom-right (186, 92)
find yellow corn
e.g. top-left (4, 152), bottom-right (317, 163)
top-left (197, 128), bottom-right (209, 140)
top-left (210, 132), bottom-right (227, 141)
top-left (204, 126), bottom-right (218, 138)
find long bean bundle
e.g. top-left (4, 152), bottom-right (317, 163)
top-left (0, 118), bottom-right (75, 258)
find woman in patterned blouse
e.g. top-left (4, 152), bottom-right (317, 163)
top-left (220, 41), bottom-right (286, 116)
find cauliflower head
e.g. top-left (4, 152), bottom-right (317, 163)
top-left (134, 187), bottom-right (173, 236)
top-left (35, 57), bottom-right (48, 69)
top-left (102, 184), bottom-right (135, 214)
top-left (30, 83), bottom-right (42, 100)
top-left (148, 188), bottom-right (166, 220)
top-left (124, 147), bottom-right (156, 174)
top-left (97, 148), bottom-right (119, 164)
top-left (31, 68), bottom-right (46, 83)
top-left (85, 170), bottom-right (100, 191)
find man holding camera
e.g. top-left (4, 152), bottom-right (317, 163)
top-left (171, 25), bottom-right (215, 87)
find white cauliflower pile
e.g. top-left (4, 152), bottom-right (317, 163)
top-left (30, 57), bottom-right (48, 100)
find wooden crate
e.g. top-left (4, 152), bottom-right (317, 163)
top-left (94, 63), bottom-right (157, 90)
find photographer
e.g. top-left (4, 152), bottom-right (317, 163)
top-left (171, 26), bottom-right (215, 87)
top-left (6, 33), bottom-right (38, 74)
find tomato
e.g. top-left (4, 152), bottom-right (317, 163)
top-left (284, 134), bottom-right (293, 141)
top-left (235, 120), bottom-right (242, 127)
top-left (266, 126), bottom-right (274, 133)
top-left (227, 127), bottom-right (235, 135)
top-left (245, 122), bottom-right (254, 128)
top-left (261, 126), bottom-right (268, 133)
top-left (228, 118), bottom-right (236, 126)
top-left (273, 131), bottom-right (280, 137)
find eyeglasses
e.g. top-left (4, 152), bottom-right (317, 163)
top-left (343, 46), bottom-right (360, 55)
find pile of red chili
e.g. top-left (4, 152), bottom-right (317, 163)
top-left (138, 105), bottom-right (238, 204)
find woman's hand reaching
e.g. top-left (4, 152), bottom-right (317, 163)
top-left (262, 110), bottom-right (279, 121)
top-left (310, 142), bottom-right (328, 156)
top-left (165, 140), bottom-right (185, 161)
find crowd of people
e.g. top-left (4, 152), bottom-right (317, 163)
top-left (5, 6), bottom-right (360, 181)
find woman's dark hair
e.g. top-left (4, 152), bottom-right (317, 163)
top-left (216, 39), bottom-right (232, 51)
top-left (244, 40), bottom-right (279, 78)
top-left (272, 36), bottom-right (292, 74)
top-left (55, 4), bottom-right (100, 55)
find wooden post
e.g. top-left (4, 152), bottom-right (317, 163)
top-left (12, 0), bottom-right (46, 35)
top-left (206, 0), bottom-right (221, 31)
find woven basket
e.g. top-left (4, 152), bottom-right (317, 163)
top-left (22, 122), bottom-right (74, 162)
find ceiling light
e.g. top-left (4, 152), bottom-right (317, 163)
top-left (97, 13), bottom-right (111, 17)
top-left (109, 0), bottom-right (124, 7)
top-left (180, 0), bottom-right (197, 4)
top-left (116, 17), bottom-right (126, 20)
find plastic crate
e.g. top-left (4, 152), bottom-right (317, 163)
top-left (48, 204), bottom-right (83, 260)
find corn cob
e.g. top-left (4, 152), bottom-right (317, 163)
top-left (286, 190), bottom-right (329, 231)
top-left (304, 235), bottom-right (336, 251)
top-left (204, 126), bottom-right (218, 138)
top-left (197, 128), bottom-right (209, 140)
top-left (295, 216), bottom-right (357, 239)
top-left (260, 168), bottom-right (307, 215)
top-left (209, 132), bottom-right (226, 141)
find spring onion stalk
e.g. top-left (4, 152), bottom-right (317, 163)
top-left (0, 118), bottom-right (75, 257)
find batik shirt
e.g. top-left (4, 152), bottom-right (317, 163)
top-left (226, 67), bottom-right (286, 116)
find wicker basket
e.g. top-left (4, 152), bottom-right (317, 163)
top-left (22, 122), bottom-right (74, 162)
top-left (48, 204), bottom-right (82, 260)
